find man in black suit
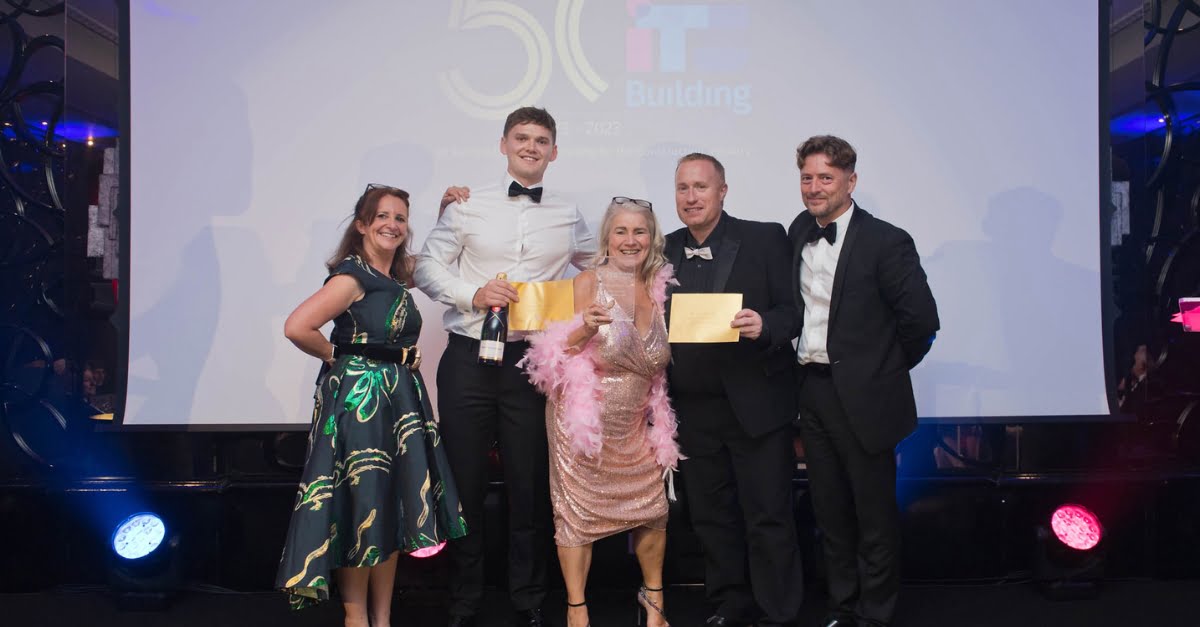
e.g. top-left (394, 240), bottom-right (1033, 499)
top-left (788, 136), bottom-right (939, 627)
top-left (666, 153), bottom-right (804, 627)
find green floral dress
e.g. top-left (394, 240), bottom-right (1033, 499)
top-left (277, 255), bottom-right (467, 609)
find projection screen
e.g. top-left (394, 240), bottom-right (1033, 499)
top-left (121, 0), bottom-right (1108, 427)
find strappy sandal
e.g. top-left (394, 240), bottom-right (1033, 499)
top-left (566, 597), bottom-right (590, 627)
top-left (636, 584), bottom-right (670, 627)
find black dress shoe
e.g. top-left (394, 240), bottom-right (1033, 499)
top-left (514, 607), bottom-right (545, 626)
top-left (448, 615), bottom-right (477, 627)
top-left (819, 617), bottom-right (856, 627)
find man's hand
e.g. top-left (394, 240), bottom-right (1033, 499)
top-left (730, 308), bottom-right (764, 340)
top-left (472, 278), bottom-right (519, 310)
top-left (439, 186), bottom-right (471, 216)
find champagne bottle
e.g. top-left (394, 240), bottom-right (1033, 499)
top-left (478, 272), bottom-right (508, 366)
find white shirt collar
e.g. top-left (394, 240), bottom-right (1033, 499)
top-left (814, 201), bottom-right (855, 231)
top-left (830, 201), bottom-right (855, 231)
top-left (505, 172), bottom-right (543, 190)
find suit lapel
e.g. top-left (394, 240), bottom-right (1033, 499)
top-left (712, 213), bottom-right (739, 293)
top-left (793, 215), bottom-right (817, 306)
top-left (829, 207), bottom-right (864, 326)
top-left (663, 232), bottom-right (683, 326)
top-left (666, 231), bottom-right (685, 271)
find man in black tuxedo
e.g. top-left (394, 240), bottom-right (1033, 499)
top-left (666, 153), bottom-right (804, 627)
top-left (788, 136), bottom-right (939, 627)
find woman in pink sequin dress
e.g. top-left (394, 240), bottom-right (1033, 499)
top-left (522, 197), bottom-right (682, 627)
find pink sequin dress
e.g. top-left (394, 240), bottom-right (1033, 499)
top-left (546, 265), bottom-right (671, 547)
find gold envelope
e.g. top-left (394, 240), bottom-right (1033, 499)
top-left (668, 293), bottom-right (742, 343)
top-left (509, 279), bottom-right (575, 331)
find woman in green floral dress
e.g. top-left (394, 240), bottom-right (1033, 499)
top-left (277, 185), bottom-right (467, 626)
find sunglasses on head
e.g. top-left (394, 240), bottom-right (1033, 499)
top-left (365, 183), bottom-right (405, 194)
top-left (612, 196), bottom-right (652, 210)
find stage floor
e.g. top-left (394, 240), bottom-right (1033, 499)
top-left (5, 579), bottom-right (1197, 626)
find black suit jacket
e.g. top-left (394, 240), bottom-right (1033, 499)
top-left (666, 212), bottom-right (800, 438)
top-left (788, 206), bottom-right (940, 453)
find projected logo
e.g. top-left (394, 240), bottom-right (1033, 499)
top-left (438, 0), bottom-right (608, 120)
top-left (625, 1), bottom-right (752, 115)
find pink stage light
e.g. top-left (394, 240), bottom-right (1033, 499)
top-left (1050, 504), bottom-right (1103, 551)
top-left (410, 541), bottom-right (446, 558)
top-left (1173, 298), bottom-right (1200, 332)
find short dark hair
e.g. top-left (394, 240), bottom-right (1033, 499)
top-left (796, 135), bottom-right (857, 172)
top-left (676, 152), bottom-right (726, 183)
top-left (503, 107), bottom-right (557, 143)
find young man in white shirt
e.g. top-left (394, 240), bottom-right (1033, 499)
top-left (415, 107), bottom-right (595, 627)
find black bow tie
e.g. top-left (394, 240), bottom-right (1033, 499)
top-left (508, 181), bottom-right (543, 203)
top-left (807, 222), bottom-right (837, 245)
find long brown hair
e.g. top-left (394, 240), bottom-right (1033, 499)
top-left (327, 185), bottom-right (413, 282)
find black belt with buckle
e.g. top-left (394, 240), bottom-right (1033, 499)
top-left (334, 343), bottom-right (421, 369)
top-left (801, 362), bottom-right (833, 376)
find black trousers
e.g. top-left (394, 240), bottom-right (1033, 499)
top-left (437, 334), bottom-right (550, 617)
top-left (676, 395), bottom-right (804, 626)
top-left (795, 368), bottom-right (900, 627)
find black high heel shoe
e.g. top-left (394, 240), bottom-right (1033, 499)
top-left (566, 598), bottom-right (589, 627)
top-left (636, 584), bottom-right (669, 627)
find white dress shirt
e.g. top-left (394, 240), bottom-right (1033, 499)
top-left (796, 203), bottom-right (856, 365)
top-left (414, 175), bottom-right (596, 339)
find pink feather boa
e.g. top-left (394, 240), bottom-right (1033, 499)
top-left (519, 265), bottom-right (682, 470)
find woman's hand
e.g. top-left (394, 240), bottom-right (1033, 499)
top-left (581, 303), bottom-right (613, 336)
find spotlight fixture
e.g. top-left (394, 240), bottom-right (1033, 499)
top-left (1049, 504), bottom-right (1103, 551)
top-left (107, 512), bottom-right (181, 610)
top-left (112, 512), bottom-right (166, 559)
top-left (1034, 503), bottom-right (1105, 600)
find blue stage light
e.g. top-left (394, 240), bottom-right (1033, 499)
top-left (107, 510), bottom-right (181, 610)
top-left (111, 512), bottom-right (167, 560)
